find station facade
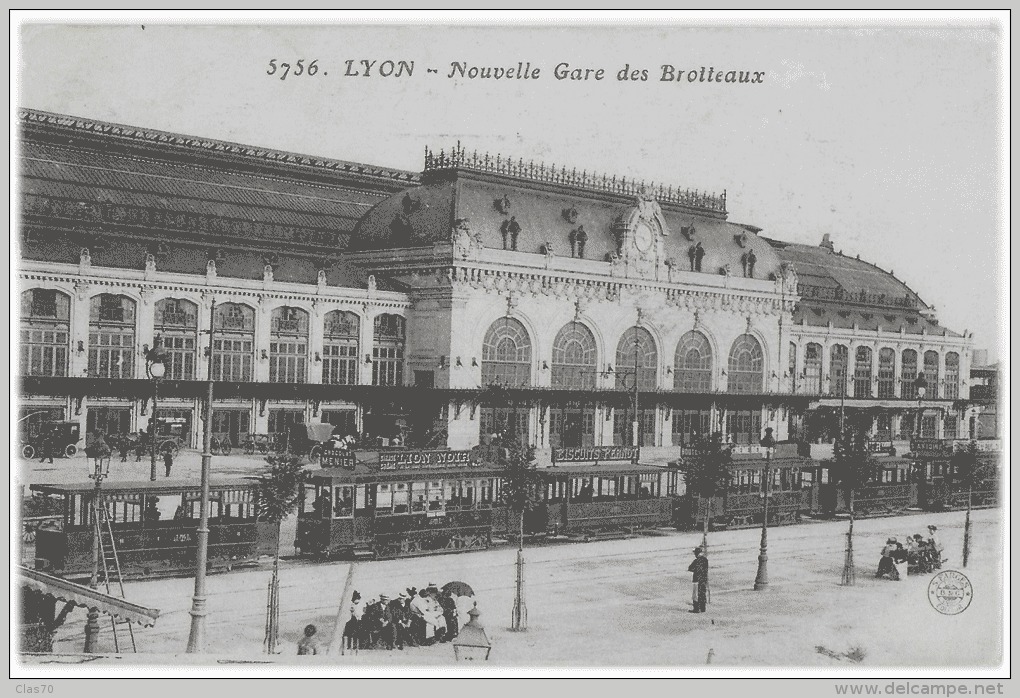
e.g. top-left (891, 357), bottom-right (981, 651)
top-left (16, 109), bottom-right (982, 464)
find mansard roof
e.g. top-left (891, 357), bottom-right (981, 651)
top-left (351, 146), bottom-right (785, 281)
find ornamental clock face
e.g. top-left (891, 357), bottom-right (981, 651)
top-left (634, 221), bottom-right (654, 253)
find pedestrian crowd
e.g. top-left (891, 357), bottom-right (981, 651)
top-left (876, 524), bottom-right (944, 581)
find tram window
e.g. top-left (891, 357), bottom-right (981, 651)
top-left (335, 487), bottom-right (355, 517)
top-left (302, 485), bottom-right (318, 514)
top-left (390, 484), bottom-right (408, 514)
top-left (820, 468), bottom-right (829, 485)
top-left (461, 480), bottom-right (476, 507)
top-left (444, 481), bottom-right (459, 508)
top-left (427, 482), bottom-right (444, 512)
top-left (411, 482), bottom-right (427, 513)
top-left (311, 487), bottom-right (331, 517)
top-left (480, 479), bottom-right (494, 506)
top-left (377, 484), bottom-right (393, 513)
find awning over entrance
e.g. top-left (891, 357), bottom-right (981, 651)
top-left (18, 566), bottom-right (160, 627)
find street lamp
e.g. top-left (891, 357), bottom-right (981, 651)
top-left (754, 427), bottom-right (775, 591)
top-left (452, 603), bottom-right (491, 661)
top-left (145, 338), bottom-right (168, 481)
top-left (84, 451), bottom-right (111, 652)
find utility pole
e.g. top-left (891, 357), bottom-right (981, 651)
top-left (187, 299), bottom-right (215, 653)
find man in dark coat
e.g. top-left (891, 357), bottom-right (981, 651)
top-left (37, 435), bottom-right (54, 464)
top-left (163, 448), bottom-right (174, 477)
top-left (688, 546), bottom-right (709, 613)
top-left (439, 589), bottom-right (459, 641)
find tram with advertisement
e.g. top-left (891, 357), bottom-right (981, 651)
top-left (526, 446), bottom-right (679, 538)
top-left (910, 438), bottom-right (1001, 512)
top-left (295, 449), bottom-right (505, 560)
top-left (674, 442), bottom-right (816, 531)
top-left (30, 479), bottom-right (277, 581)
top-left (806, 452), bottom-right (916, 518)
top-left (295, 445), bottom-right (682, 560)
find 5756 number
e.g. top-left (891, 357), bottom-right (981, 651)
top-left (267, 59), bottom-right (321, 80)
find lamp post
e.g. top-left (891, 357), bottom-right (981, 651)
top-left (754, 427), bottom-right (775, 591)
top-left (913, 373), bottom-right (928, 440)
top-left (145, 338), bottom-right (168, 481)
top-left (187, 299), bottom-right (215, 653)
top-left (84, 451), bottom-right (111, 652)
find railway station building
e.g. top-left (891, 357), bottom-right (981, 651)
top-left (16, 109), bottom-right (985, 465)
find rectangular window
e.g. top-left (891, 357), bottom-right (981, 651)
top-left (372, 346), bottom-right (403, 386)
top-left (725, 410), bottom-right (761, 445)
top-left (212, 338), bottom-right (253, 381)
top-left (322, 343), bottom-right (358, 384)
top-left (376, 484), bottom-right (393, 513)
top-left (671, 409), bottom-right (712, 447)
top-left (270, 340), bottom-right (307, 383)
top-left (391, 483), bottom-right (409, 514)
top-left (89, 330), bottom-right (135, 378)
top-left (411, 482), bottom-right (426, 512)
top-left (163, 334), bottom-right (196, 380)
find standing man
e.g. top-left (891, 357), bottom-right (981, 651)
top-left (163, 447), bottom-right (174, 477)
top-left (37, 433), bottom-right (54, 464)
top-left (688, 546), bottom-right (709, 613)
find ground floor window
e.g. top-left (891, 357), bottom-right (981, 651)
top-left (671, 409), bottom-right (712, 446)
top-left (612, 407), bottom-right (656, 446)
top-left (211, 409), bottom-right (251, 446)
top-left (320, 409), bottom-right (357, 437)
top-left (921, 414), bottom-right (939, 439)
top-left (87, 407), bottom-right (131, 436)
top-left (548, 404), bottom-right (595, 448)
top-left (479, 406), bottom-right (530, 447)
top-left (725, 409), bottom-right (762, 445)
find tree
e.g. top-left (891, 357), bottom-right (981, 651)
top-left (678, 432), bottom-right (732, 554)
top-left (949, 441), bottom-right (986, 567)
top-left (254, 452), bottom-right (307, 653)
top-left (495, 435), bottom-right (539, 631)
top-left (832, 427), bottom-right (880, 586)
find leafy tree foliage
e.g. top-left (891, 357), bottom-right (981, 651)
top-left (495, 436), bottom-right (539, 516)
top-left (679, 432), bottom-right (732, 500)
top-left (831, 427), bottom-right (880, 500)
top-left (254, 452), bottom-right (307, 525)
top-left (949, 440), bottom-right (988, 489)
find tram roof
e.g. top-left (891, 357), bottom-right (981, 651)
top-left (307, 463), bottom-right (507, 484)
top-left (29, 478), bottom-right (260, 496)
top-left (540, 462), bottom-right (673, 477)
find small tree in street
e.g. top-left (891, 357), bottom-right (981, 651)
top-left (949, 441), bottom-right (987, 567)
top-left (254, 452), bottom-right (307, 653)
top-left (832, 428), bottom-right (880, 586)
top-left (496, 435), bottom-right (539, 631)
top-left (678, 432), bottom-right (732, 554)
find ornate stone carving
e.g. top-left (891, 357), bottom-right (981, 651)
top-left (206, 259), bottom-right (217, 280)
top-left (263, 264), bottom-right (274, 286)
top-left (367, 274), bottom-right (377, 294)
top-left (144, 253), bottom-right (156, 278)
top-left (562, 207), bottom-right (579, 224)
top-left (79, 248), bottom-right (92, 274)
top-left (453, 218), bottom-right (483, 260)
top-left (74, 280), bottom-right (90, 301)
top-left (494, 194), bottom-right (511, 215)
top-left (317, 268), bottom-right (327, 290)
top-left (735, 231), bottom-right (749, 248)
top-left (139, 288), bottom-right (152, 306)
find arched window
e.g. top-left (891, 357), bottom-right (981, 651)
top-left (551, 323), bottom-right (597, 389)
top-left (20, 289), bottom-right (70, 377)
top-left (88, 294), bottom-right (136, 379)
top-left (924, 350), bottom-right (940, 399)
top-left (829, 344), bottom-right (849, 397)
top-left (270, 306), bottom-right (309, 383)
top-left (727, 334), bottom-right (764, 394)
top-left (615, 327), bottom-right (657, 391)
top-left (901, 349), bottom-right (919, 399)
top-left (213, 303), bottom-right (255, 382)
top-left (944, 352), bottom-right (960, 400)
top-left (323, 311), bottom-right (360, 385)
top-left (674, 331), bottom-right (712, 392)
top-left (481, 317), bottom-right (532, 387)
top-left (877, 348), bottom-right (896, 398)
top-left (154, 298), bottom-right (198, 380)
top-left (373, 314), bottom-right (405, 386)
top-left (804, 343), bottom-right (823, 394)
top-left (854, 346), bottom-right (873, 398)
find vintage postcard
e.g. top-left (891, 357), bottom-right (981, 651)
top-left (10, 12), bottom-right (1009, 684)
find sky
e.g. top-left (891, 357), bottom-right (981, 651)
top-left (12, 14), bottom-right (1009, 360)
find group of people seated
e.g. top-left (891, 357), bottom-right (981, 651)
top-left (340, 582), bottom-right (470, 651)
top-left (876, 524), bottom-right (944, 580)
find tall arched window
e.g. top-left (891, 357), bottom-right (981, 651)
top-left (924, 350), bottom-right (940, 399)
top-left (551, 323), bottom-right (597, 389)
top-left (674, 331), bottom-right (712, 392)
top-left (481, 317), bottom-right (532, 387)
top-left (944, 352), bottom-right (960, 400)
top-left (727, 334), bottom-right (764, 394)
top-left (829, 344), bottom-right (849, 397)
top-left (20, 289), bottom-right (70, 377)
top-left (901, 349), bottom-right (919, 399)
top-left (213, 303), bottom-right (255, 381)
top-left (373, 314), bottom-right (405, 386)
top-left (323, 311), bottom-right (360, 385)
top-left (615, 327), bottom-right (657, 391)
top-left (270, 306), bottom-right (309, 383)
top-left (854, 346), bottom-right (873, 398)
top-left (154, 298), bottom-right (198, 380)
top-left (89, 294), bottom-right (136, 379)
top-left (804, 343), bottom-right (823, 394)
top-left (877, 348), bottom-right (896, 398)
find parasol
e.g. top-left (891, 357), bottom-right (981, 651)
top-left (442, 581), bottom-right (474, 597)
